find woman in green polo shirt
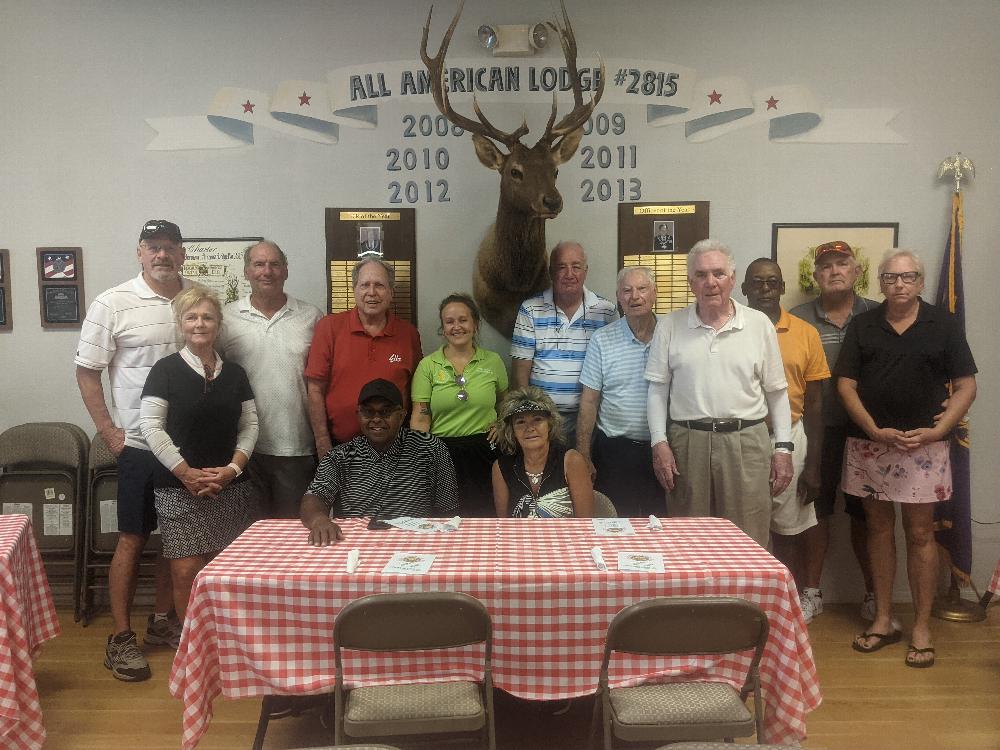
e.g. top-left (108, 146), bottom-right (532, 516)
top-left (411, 293), bottom-right (508, 516)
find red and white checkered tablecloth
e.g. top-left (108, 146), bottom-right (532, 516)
top-left (0, 514), bottom-right (61, 750)
top-left (171, 517), bottom-right (820, 749)
top-left (989, 557), bottom-right (1000, 597)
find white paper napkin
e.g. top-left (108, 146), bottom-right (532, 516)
top-left (617, 551), bottom-right (665, 573)
top-left (647, 515), bottom-right (663, 530)
top-left (345, 548), bottom-right (360, 573)
top-left (443, 516), bottom-right (462, 531)
top-left (592, 518), bottom-right (636, 536)
top-left (382, 552), bottom-right (436, 575)
top-left (591, 546), bottom-right (608, 571)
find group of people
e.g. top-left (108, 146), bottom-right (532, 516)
top-left (76, 219), bottom-right (975, 682)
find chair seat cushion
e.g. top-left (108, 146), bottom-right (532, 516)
top-left (346, 681), bottom-right (483, 722)
top-left (610, 682), bottom-right (751, 725)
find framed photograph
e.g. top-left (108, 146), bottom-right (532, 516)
top-left (357, 224), bottom-right (384, 257)
top-left (771, 222), bottom-right (899, 310)
top-left (0, 250), bottom-right (10, 331)
top-left (41, 249), bottom-right (77, 280)
top-left (42, 285), bottom-right (80, 326)
top-left (652, 221), bottom-right (676, 252)
top-left (181, 238), bottom-right (262, 305)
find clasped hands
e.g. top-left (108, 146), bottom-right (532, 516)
top-left (175, 465), bottom-right (238, 498)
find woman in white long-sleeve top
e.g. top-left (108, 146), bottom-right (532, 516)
top-left (139, 285), bottom-right (258, 618)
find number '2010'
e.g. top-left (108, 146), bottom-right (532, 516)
top-left (388, 180), bottom-right (451, 203)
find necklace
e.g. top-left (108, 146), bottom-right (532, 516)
top-left (525, 470), bottom-right (543, 486)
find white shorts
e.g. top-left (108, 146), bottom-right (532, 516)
top-left (770, 420), bottom-right (817, 536)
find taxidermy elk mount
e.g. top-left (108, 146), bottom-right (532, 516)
top-left (421, 0), bottom-right (605, 337)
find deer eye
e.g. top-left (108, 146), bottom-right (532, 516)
top-left (510, 167), bottom-right (523, 180)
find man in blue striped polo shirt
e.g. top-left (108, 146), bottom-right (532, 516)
top-left (576, 266), bottom-right (664, 517)
top-left (510, 241), bottom-right (617, 444)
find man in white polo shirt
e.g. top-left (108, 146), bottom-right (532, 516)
top-left (644, 239), bottom-right (794, 546)
top-left (511, 241), bottom-right (616, 444)
top-left (76, 218), bottom-right (191, 681)
top-left (218, 240), bottom-right (323, 518)
top-left (576, 266), bottom-right (664, 517)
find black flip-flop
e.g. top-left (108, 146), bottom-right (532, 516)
top-left (852, 629), bottom-right (902, 653)
top-left (905, 644), bottom-right (936, 668)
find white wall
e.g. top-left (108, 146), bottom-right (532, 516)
top-left (1, 0), bottom-right (998, 600)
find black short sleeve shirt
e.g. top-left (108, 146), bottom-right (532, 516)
top-left (834, 299), bottom-right (976, 434)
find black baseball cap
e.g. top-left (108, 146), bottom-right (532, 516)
top-left (139, 219), bottom-right (182, 243)
top-left (357, 378), bottom-right (403, 407)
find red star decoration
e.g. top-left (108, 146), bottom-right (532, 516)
top-left (242, 100), bottom-right (255, 114)
top-left (707, 89), bottom-right (722, 105)
top-left (765, 96), bottom-right (779, 110)
top-left (298, 91), bottom-right (311, 106)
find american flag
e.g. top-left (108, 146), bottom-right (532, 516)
top-left (43, 253), bottom-right (75, 279)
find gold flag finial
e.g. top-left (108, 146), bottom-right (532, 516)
top-left (937, 152), bottom-right (975, 193)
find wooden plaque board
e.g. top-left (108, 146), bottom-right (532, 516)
top-left (36, 247), bottom-right (85, 329)
top-left (0, 250), bottom-right (11, 331)
top-left (325, 208), bottom-right (417, 324)
top-left (617, 202), bottom-right (710, 314)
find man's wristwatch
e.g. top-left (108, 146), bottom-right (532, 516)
top-left (774, 442), bottom-right (794, 453)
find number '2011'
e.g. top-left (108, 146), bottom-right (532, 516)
top-left (388, 180), bottom-right (451, 203)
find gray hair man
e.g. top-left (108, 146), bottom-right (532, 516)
top-left (218, 241), bottom-right (323, 519)
top-left (645, 240), bottom-right (794, 546)
top-left (75, 218), bottom-right (191, 681)
top-left (576, 266), bottom-right (664, 517)
top-left (510, 241), bottom-right (616, 443)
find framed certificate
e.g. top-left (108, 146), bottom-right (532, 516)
top-left (37, 247), bottom-right (85, 328)
top-left (42, 285), bottom-right (80, 326)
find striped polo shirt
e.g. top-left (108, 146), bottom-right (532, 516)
top-left (510, 286), bottom-right (617, 412)
top-left (306, 427), bottom-right (458, 518)
top-left (578, 315), bottom-right (657, 441)
top-left (75, 272), bottom-right (192, 450)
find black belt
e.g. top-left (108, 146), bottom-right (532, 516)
top-left (677, 418), bottom-right (765, 433)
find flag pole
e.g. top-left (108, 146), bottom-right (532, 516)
top-left (930, 152), bottom-right (984, 623)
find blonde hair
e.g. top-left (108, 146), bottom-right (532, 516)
top-left (172, 285), bottom-right (223, 328)
top-left (494, 386), bottom-right (565, 455)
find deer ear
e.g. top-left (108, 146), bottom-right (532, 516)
top-left (551, 128), bottom-right (585, 164)
top-left (473, 134), bottom-right (505, 171)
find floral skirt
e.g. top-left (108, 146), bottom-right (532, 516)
top-left (842, 437), bottom-right (951, 504)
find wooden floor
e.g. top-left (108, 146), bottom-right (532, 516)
top-left (34, 603), bottom-right (1000, 750)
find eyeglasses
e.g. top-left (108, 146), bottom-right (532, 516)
top-left (879, 271), bottom-right (920, 285)
top-left (358, 405), bottom-right (401, 420)
top-left (455, 374), bottom-right (468, 402)
top-left (747, 278), bottom-right (782, 289)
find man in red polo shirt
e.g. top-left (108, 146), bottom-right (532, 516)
top-left (305, 258), bottom-right (422, 457)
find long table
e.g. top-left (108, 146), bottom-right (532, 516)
top-left (0, 514), bottom-right (60, 750)
top-left (171, 517), bottom-right (821, 748)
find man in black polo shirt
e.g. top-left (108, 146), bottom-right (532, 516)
top-left (301, 379), bottom-right (458, 545)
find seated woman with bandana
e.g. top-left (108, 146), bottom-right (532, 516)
top-left (491, 387), bottom-right (595, 518)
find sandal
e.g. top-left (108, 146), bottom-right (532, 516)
top-left (905, 644), bottom-right (936, 668)
top-left (852, 629), bottom-right (902, 653)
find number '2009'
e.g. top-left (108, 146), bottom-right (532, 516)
top-left (581, 112), bottom-right (626, 136)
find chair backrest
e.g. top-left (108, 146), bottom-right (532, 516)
top-left (89, 432), bottom-right (118, 472)
top-left (334, 592), bottom-right (491, 652)
top-left (606, 596), bottom-right (768, 658)
top-left (592, 491), bottom-right (618, 518)
top-left (0, 422), bottom-right (88, 470)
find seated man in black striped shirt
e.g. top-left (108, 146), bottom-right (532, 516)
top-left (301, 378), bottom-right (459, 546)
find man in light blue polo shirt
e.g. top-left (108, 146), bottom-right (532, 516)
top-left (510, 241), bottom-right (616, 443)
top-left (577, 266), bottom-right (664, 517)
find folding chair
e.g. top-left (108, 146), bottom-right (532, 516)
top-left (592, 491), bottom-right (618, 518)
top-left (0, 422), bottom-right (89, 608)
top-left (333, 592), bottom-right (495, 750)
top-left (594, 596), bottom-right (769, 749)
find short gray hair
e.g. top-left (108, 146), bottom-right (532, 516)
top-left (550, 241), bottom-right (588, 267)
top-left (352, 257), bottom-right (396, 289)
top-left (617, 265), bottom-right (656, 289)
top-left (243, 240), bottom-right (288, 267)
top-left (878, 248), bottom-right (924, 278)
top-left (688, 239), bottom-right (736, 277)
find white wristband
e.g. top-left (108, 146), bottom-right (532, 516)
top-left (227, 462), bottom-right (243, 477)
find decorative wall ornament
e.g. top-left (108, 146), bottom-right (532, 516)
top-left (770, 223), bottom-right (899, 310)
top-left (36, 247), bottom-right (84, 329)
top-left (421, 0), bottom-right (604, 336)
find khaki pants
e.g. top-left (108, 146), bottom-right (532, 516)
top-left (666, 421), bottom-right (772, 547)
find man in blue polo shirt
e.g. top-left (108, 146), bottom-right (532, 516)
top-left (510, 241), bottom-right (616, 443)
top-left (576, 266), bottom-right (664, 517)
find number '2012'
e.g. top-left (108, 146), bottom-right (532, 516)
top-left (388, 180), bottom-right (451, 203)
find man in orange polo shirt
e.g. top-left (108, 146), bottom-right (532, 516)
top-left (743, 258), bottom-right (830, 622)
top-left (305, 258), bottom-right (422, 457)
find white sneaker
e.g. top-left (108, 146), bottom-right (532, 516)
top-left (860, 591), bottom-right (876, 621)
top-left (799, 588), bottom-right (823, 624)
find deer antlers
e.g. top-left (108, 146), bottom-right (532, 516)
top-left (421, 0), bottom-right (605, 149)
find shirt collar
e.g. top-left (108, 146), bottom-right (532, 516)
top-left (775, 306), bottom-right (791, 332)
top-left (179, 346), bottom-right (223, 379)
top-left (687, 298), bottom-right (745, 330)
top-left (542, 286), bottom-right (598, 320)
top-left (430, 345), bottom-right (484, 367)
top-left (350, 306), bottom-right (397, 336)
top-left (238, 293), bottom-right (296, 318)
top-left (132, 271), bottom-right (190, 301)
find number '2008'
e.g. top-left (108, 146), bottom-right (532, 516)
top-left (402, 114), bottom-right (464, 137)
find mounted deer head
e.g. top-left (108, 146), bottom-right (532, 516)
top-left (421, 0), bottom-right (605, 336)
